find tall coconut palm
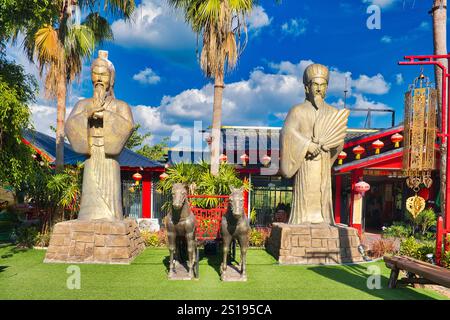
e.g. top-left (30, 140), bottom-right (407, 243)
top-left (167, 0), bottom-right (255, 176)
top-left (432, 0), bottom-right (447, 211)
top-left (22, 0), bottom-right (134, 172)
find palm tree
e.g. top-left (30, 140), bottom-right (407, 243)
top-left (22, 0), bottom-right (134, 172)
top-left (167, 0), bottom-right (255, 176)
top-left (432, 0), bottom-right (447, 211)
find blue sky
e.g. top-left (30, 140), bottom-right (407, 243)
top-left (6, 0), bottom-right (446, 146)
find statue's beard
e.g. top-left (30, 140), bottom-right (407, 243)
top-left (93, 84), bottom-right (107, 108)
top-left (312, 94), bottom-right (324, 109)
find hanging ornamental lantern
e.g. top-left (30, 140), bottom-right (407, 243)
top-left (338, 151), bottom-right (347, 165)
top-left (219, 154), bottom-right (228, 164)
top-left (403, 72), bottom-right (437, 192)
top-left (240, 153), bottom-right (249, 166)
top-left (262, 155), bottom-right (271, 167)
top-left (372, 140), bottom-right (384, 154)
top-left (353, 145), bottom-right (365, 160)
top-left (355, 180), bottom-right (371, 196)
top-left (391, 133), bottom-right (404, 148)
top-left (159, 172), bottom-right (169, 180)
top-left (132, 172), bottom-right (142, 186)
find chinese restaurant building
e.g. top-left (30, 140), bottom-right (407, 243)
top-left (168, 125), bottom-right (440, 236)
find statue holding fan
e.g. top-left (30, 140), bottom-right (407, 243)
top-left (280, 64), bottom-right (349, 225)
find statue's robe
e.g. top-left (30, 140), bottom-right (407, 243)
top-left (65, 96), bottom-right (134, 221)
top-left (280, 100), bottom-right (344, 225)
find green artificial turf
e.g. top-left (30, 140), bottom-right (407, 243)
top-left (0, 245), bottom-right (447, 300)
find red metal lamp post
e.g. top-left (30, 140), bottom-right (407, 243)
top-left (399, 54), bottom-right (450, 265)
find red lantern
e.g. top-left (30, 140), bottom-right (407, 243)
top-left (159, 172), bottom-right (168, 180)
top-left (219, 154), bottom-right (228, 164)
top-left (338, 151), bottom-right (347, 165)
top-left (391, 133), bottom-right (403, 148)
top-left (262, 155), bottom-right (271, 167)
top-left (372, 139), bottom-right (384, 155)
top-left (240, 153), bottom-right (249, 166)
top-left (355, 180), bottom-right (370, 196)
top-left (132, 172), bottom-right (142, 186)
top-left (353, 145), bottom-right (365, 160)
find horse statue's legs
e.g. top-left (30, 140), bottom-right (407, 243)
top-left (186, 231), bottom-right (196, 278)
top-left (167, 229), bottom-right (176, 275)
top-left (221, 235), bottom-right (232, 274)
top-left (238, 235), bottom-right (248, 277)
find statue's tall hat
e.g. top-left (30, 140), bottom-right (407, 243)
top-left (303, 63), bottom-right (329, 85)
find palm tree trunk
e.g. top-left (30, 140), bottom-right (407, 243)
top-left (55, 66), bottom-right (67, 172)
top-left (433, 0), bottom-right (447, 214)
top-left (210, 72), bottom-right (225, 176)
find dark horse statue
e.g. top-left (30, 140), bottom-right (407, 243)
top-left (221, 186), bottom-right (250, 277)
top-left (165, 183), bottom-right (196, 278)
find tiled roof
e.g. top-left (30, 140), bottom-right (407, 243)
top-left (22, 130), bottom-right (163, 169)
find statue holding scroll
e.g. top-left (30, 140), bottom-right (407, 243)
top-left (280, 64), bottom-right (349, 225)
top-left (65, 51), bottom-right (134, 221)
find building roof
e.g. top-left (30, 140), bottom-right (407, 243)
top-left (22, 130), bottom-right (164, 169)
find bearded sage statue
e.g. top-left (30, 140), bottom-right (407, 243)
top-left (65, 51), bottom-right (134, 221)
top-left (280, 64), bottom-right (350, 225)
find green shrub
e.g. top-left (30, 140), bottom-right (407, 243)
top-left (34, 231), bottom-right (51, 247)
top-left (443, 251), bottom-right (450, 269)
top-left (399, 236), bottom-right (435, 261)
top-left (16, 226), bottom-right (38, 248)
top-left (141, 230), bottom-right (167, 247)
top-left (249, 228), bottom-right (270, 248)
top-left (383, 221), bottom-right (412, 239)
top-left (415, 208), bottom-right (437, 236)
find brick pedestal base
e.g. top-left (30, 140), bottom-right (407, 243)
top-left (44, 219), bottom-right (145, 264)
top-left (266, 223), bottom-right (364, 265)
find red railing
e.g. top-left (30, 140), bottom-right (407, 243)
top-left (188, 195), bottom-right (230, 241)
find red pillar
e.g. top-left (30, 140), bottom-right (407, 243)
top-left (142, 172), bottom-right (152, 219)
top-left (436, 216), bottom-right (444, 266)
top-left (334, 175), bottom-right (342, 224)
top-left (350, 169), bottom-right (363, 236)
top-left (243, 174), bottom-right (249, 218)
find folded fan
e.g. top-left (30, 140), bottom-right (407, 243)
top-left (312, 109), bottom-right (350, 151)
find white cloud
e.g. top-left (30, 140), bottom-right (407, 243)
top-left (133, 67), bottom-right (161, 85)
top-left (363, 0), bottom-right (399, 8)
top-left (248, 6), bottom-right (272, 33)
top-left (281, 18), bottom-right (308, 37)
top-left (111, 0), bottom-right (196, 52)
top-left (353, 74), bottom-right (390, 95)
top-left (395, 73), bottom-right (404, 85)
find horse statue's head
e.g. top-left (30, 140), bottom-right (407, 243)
top-left (229, 186), bottom-right (245, 219)
top-left (172, 183), bottom-right (188, 210)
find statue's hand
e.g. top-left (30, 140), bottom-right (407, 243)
top-left (93, 111), bottom-right (104, 120)
top-left (307, 142), bottom-right (321, 158)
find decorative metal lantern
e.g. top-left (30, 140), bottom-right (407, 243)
top-left (262, 155), bottom-right (271, 167)
top-left (391, 133), bottom-right (403, 148)
top-left (338, 151), bottom-right (347, 165)
top-left (353, 145), bottom-right (365, 160)
top-left (372, 140), bottom-right (384, 154)
top-left (240, 153), bottom-right (249, 166)
top-left (132, 172), bottom-right (142, 186)
top-left (403, 72), bottom-right (437, 191)
top-left (355, 180), bottom-right (371, 196)
top-left (219, 154), bottom-right (228, 164)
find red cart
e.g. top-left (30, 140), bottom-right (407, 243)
top-left (188, 195), bottom-right (229, 278)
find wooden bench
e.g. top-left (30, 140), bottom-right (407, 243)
top-left (384, 255), bottom-right (450, 289)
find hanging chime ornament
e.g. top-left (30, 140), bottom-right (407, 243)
top-left (403, 72), bottom-right (437, 214)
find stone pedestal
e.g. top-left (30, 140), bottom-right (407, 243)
top-left (44, 219), bottom-right (145, 264)
top-left (168, 262), bottom-right (195, 281)
top-left (266, 223), bottom-right (364, 265)
top-left (221, 265), bottom-right (247, 282)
